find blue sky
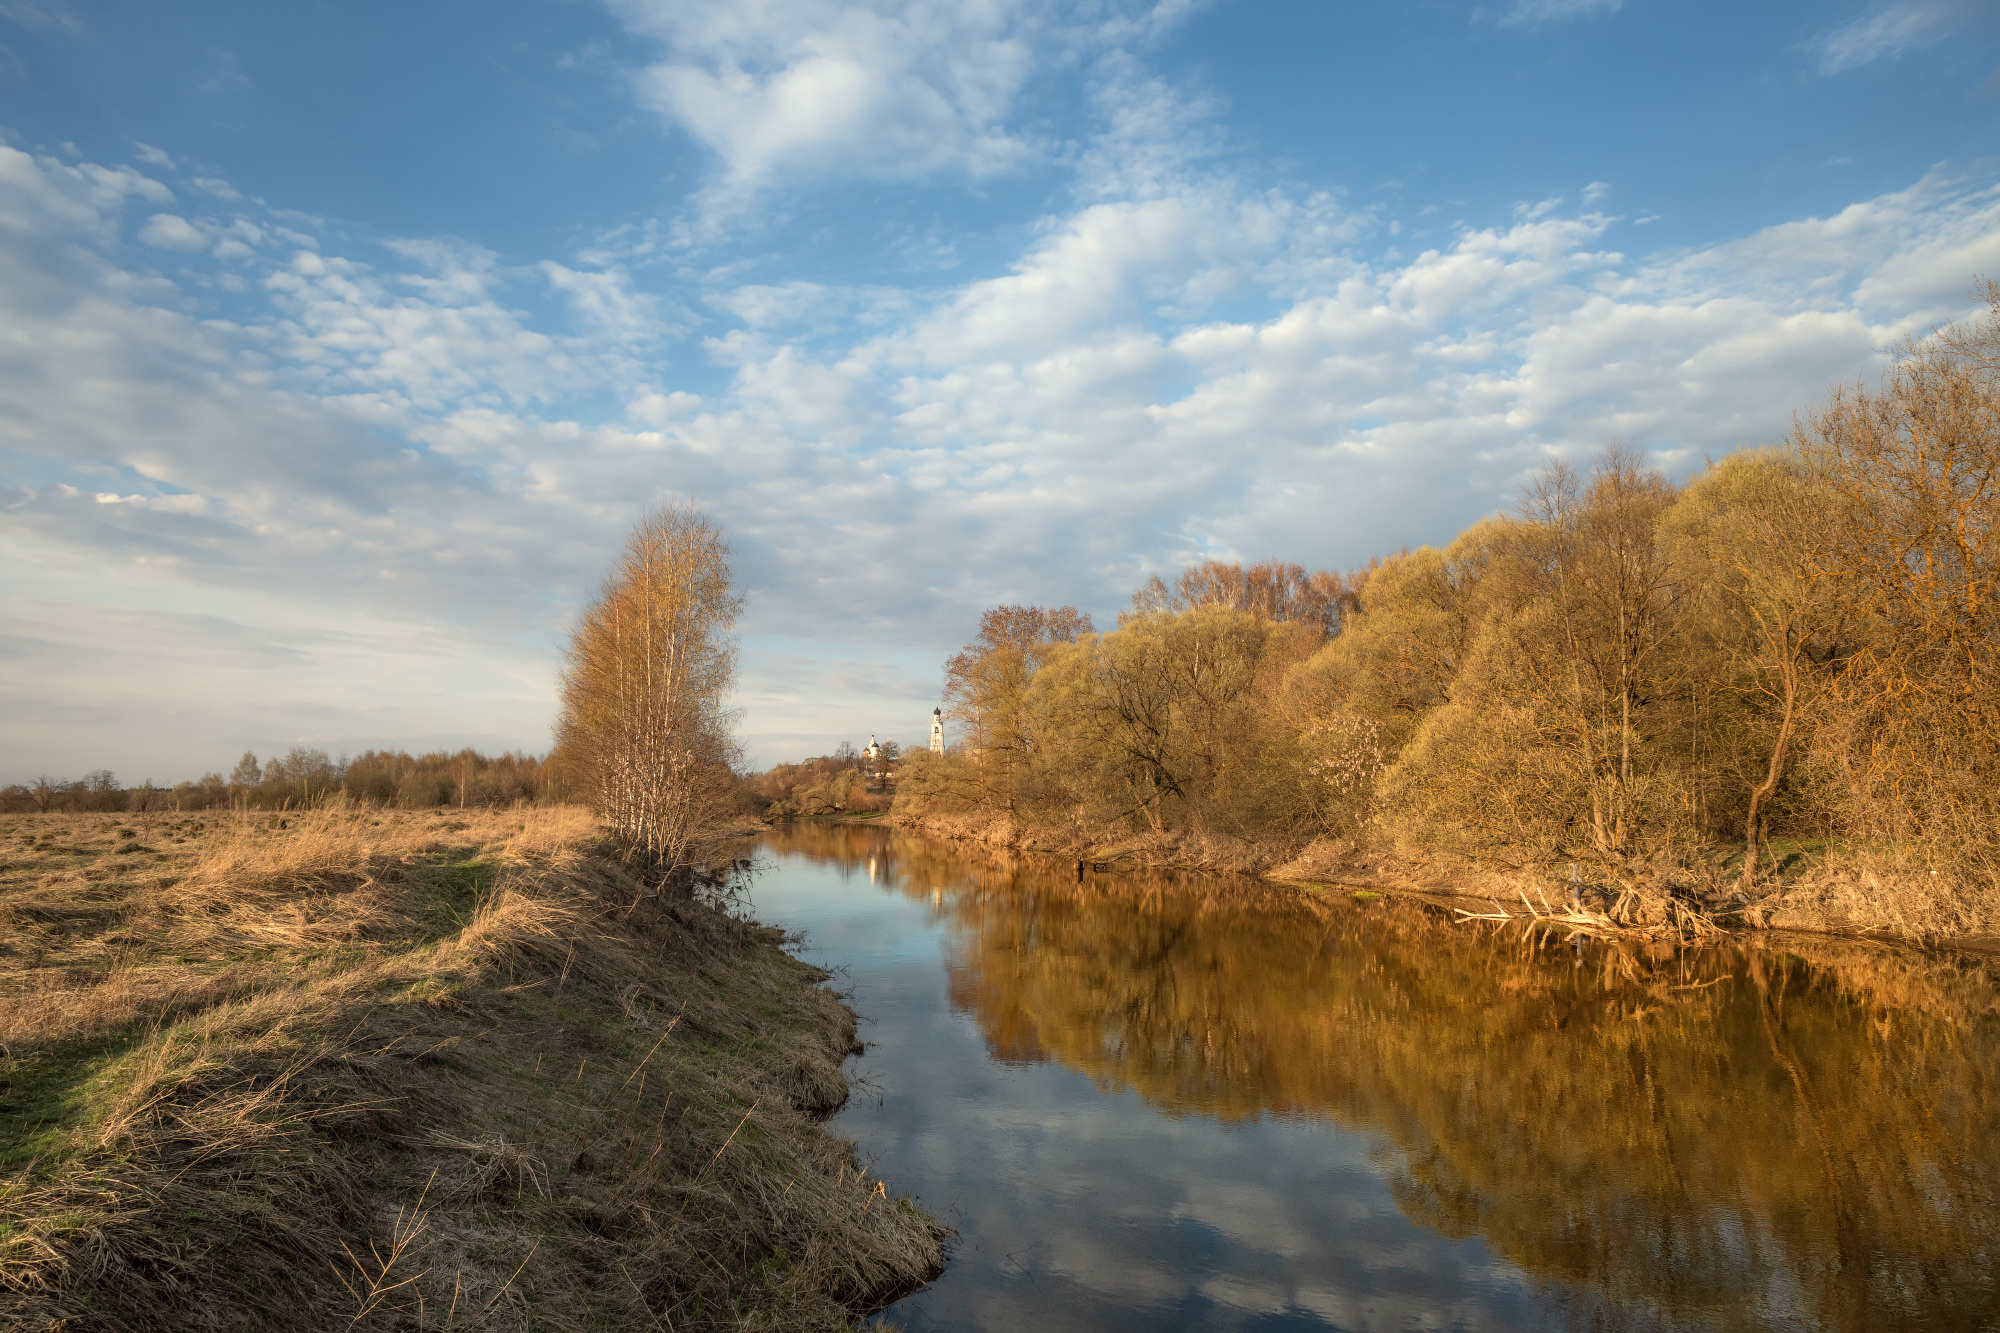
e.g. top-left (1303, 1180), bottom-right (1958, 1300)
top-left (3, 0), bottom-right (1998, 779)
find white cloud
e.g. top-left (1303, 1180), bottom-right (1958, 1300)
top-left (1497, 0), bottom-right (1620, 25)
top-left (0, 146), bottom-right (169, 239)
top-left (621, 0), bottom-right (1036, 193)
top-left (1808, 0), bottom-right (1967, 74)
top-left (1075, 53), bottom-right (1229, 201)
top-left (139, 212), bottom-right (205, 249)
top-left (255, 245), bottom-right (617, 413)
top-left (612, 0), bottom-right (1196, 207)
top-left (540, 261), bottom-right (666, 343)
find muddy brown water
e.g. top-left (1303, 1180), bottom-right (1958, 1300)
top-left (747, 823), bottom-right (2000, 1332)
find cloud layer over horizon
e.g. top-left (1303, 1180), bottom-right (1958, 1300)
top-left (3, 0), bottom-right (1999, 782)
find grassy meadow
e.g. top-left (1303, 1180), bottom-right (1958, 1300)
top-left (0, 806), bottom-right (941, 1330)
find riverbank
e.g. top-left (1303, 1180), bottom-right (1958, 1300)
top-left (889, 809), bottom-right (1998, 948)
top-left (0, 807), bottom-right (943, 1330)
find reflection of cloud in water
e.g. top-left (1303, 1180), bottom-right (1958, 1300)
top-left (872, 1063), bottom-right (1540, 1329)
top-left (757, 828), bottom-right (1554, 1330)
top-left (754, 825), bottom-right (2000, 1332)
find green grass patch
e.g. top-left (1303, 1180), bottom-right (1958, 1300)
top-left (418, 858), bottom-right (495, 938)
top-left (0, 1034), bottom-right (141, 1170)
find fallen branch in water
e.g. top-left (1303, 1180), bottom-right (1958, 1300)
top-left (1450, 884), bottom-right (1724, 941)
top-left (1451, 892), bottom-right (1623, 936)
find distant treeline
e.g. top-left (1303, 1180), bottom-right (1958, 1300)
top-left (7, 735), bottom-right (914, 821)
top-left (901, 282), bottom-right (2000, 922)
top-left (2, 747), bottom-right (571, 813)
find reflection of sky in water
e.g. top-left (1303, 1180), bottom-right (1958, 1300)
top-left (747, 836), bottom-right (1557, 1331)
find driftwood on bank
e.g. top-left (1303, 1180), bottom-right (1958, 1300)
top-left (1450, 883), bottom-right (1722, 941)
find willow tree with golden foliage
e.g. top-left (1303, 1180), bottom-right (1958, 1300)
top-left (557, 503), bottom-right (744, 885)
top-left (941, 604), bottom-right (1095, 811)
top-left (1803, 282), bottom-right (2000, 877)
top-left (1663, 448), bottom-right (1849, 888)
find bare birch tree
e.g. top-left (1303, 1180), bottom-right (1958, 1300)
top-left (557, 503), bottom-right (744, 889)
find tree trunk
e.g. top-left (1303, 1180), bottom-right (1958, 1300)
top-left (1742, 656), bottom-right (1800, 892)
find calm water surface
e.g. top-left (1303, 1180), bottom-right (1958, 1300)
top-left (746, 824), bottom-right (2000, 1332)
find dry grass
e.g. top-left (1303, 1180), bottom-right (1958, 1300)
top-left (0, 805), bottom-right (943, 1331)
top-left (1754, 848), bottom-right (2000, 943)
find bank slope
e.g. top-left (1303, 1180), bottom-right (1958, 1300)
top-left (0, 806), bottom-right (943, 1331)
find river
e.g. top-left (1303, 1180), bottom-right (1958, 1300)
top-left (745, 822), bottom-right (2000, 1332)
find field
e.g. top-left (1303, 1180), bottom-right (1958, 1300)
top-left (0, 807), bottom-right (942, 1330)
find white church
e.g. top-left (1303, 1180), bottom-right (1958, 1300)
top-left (859, 709), bottom-right (943, 768)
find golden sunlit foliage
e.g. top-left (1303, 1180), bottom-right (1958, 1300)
top-left (556, 503), bottom-right (744, 883)
top-left (904, 283), bottom-right (2000, 932)
top-left (1803, 292), bottom-right (2000, 871)
top-left (1129, 558), bottom-right (1359, 633)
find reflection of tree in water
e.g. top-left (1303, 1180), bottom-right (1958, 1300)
top-left (759, 823), bottom-right (901, 882)
top-left (766, 824), bottom-right (2000, 1331)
